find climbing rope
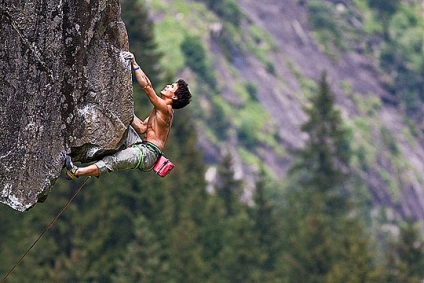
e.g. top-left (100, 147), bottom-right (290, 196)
top-left (1, 176), bottom-right (91, 283)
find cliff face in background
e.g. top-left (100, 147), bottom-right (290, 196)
top-left (0, 0), bottom-right (133, 211)
top-left (233, 0), bottom-right (424, 221)
top-left (148, 0), bottom-right (424, 223)
top-left (224, 0), bottom-right (424, 221)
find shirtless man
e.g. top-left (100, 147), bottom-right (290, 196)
top-left (65, 51), bottom-right (192, 178)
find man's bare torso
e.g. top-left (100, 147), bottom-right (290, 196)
top-left (144, 106), bottom-right (173, 151)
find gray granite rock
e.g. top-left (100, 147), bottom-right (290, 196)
top-left (0, 0), bottom-right (133, 211)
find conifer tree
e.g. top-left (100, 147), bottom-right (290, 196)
top-left (113, 214), bottom-right (167, 283)
top-left (215, 210), bottom-right (261, 283)
top-left (294, 71), bottom-right (350, 187)
top-left (206, 154), bottom-right (264, 282)
top-left (250, 167), bottom-right (283, 280)
top-left (280, 72), bottom-right (383, 282)
top-left (168, 214), bottom-right (207, 283)
top-left (385, 220), bottom-right (424, 282)
top-left (0, 187), bottom-right (67, 282)
top-left (196, 191), bottom-right (227, 280)
top-left (289, 71), bottom-right (352, 217)
top-left (215, 153), bottom-right (243, 216)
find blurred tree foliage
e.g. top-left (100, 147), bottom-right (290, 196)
top-left (306, 1), bottom-right (346, 51)
top-left (368, 0), bottom-right (400, 19)
top-left (181, 34), bottom-right (216, 88)
top-left (121, 0), bottom-right (164, 86)
top-left (194, 0), bottom-right (242, 25)
top-left (304, 0), bottom-right (423, 124)
top-left (379, 5), bottom-right (424, 118)
top-left (384, 220), bottom-right (424, 282)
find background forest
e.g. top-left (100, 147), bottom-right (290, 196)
top-left (1, 0), bottom-right (424, 282)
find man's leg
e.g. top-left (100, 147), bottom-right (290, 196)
top-left (65, 156), bottom-right (102, 178)
top-left (65, 147), bottom-right (141, 179)
top-left (95, 147), bottom-right (141, 176)
top-left (75, 164), bottom-right (99, 177)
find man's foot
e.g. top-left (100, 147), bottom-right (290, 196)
top-left (65, 155), bottom-right (79, 180)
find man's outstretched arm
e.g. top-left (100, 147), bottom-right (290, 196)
top-left (122, 51), bottom-right (167, 112)
top-left (131, 60), bottom-right (152, 90)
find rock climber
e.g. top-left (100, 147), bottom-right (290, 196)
top-left (65, 51), bottom-right (192, 179)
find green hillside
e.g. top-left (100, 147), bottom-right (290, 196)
top-left (146, 0), bottom-right (424, 219)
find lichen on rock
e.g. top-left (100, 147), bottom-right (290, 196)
top-left (0, 0), bottom-right (133, 211)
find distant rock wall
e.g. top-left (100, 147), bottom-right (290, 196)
top-left (0, 0), bottom-right (133, 211)
top-left (229, 0), bottom-right (424, 222)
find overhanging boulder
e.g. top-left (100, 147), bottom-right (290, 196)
top-left (0, 0), bottom-right (133, 211)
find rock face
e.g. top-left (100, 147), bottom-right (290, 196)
top-left (222, 0), bottom-right (424, 222)
top-left (0, 0), bottom-right (133, 211)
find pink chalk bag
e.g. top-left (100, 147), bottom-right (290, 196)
top-left (153, 155), bottom-right (175, 177)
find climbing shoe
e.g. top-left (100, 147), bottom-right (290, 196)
top-left (65, 155), bottom-right (79, 180)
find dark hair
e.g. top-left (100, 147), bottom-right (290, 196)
top-left (172, 79), bottom-right (192, 109)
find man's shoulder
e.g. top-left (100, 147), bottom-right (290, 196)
top-left (154, 104), bottom-right (173, 115)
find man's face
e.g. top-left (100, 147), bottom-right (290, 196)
top-left (160, 83), bottom-right (178, 98)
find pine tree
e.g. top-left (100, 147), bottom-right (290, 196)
top-left (204, 154), bottom-right (265, 282)
top-left (250, 167), bottom-right (283, 280)
top-left (197, 195), bottom-right (226, 279)
top-left (385, 220), bottom-right (424, 282)
top-left (168, 214), bottom-right (207, 283)
top-left (215, 153), bottom-right (243, 216)
top-left (280, 72), bottom-right (384, 282)
top-left (113, 214), bottom-right (167, 283)
top-left (289, 71), bottom-right (352, 218)
top-left (295, 71), bottom-right (350, 188)
top-left (215, 210), bottom-right (261, 283)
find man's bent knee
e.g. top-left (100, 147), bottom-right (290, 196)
top-left (95, 160), bottom-right (109, 176)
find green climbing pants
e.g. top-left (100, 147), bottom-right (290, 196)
top-left (94, 126), bottom-right (160, 176)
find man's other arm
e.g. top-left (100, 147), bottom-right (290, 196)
top-left (132, 115), bottom-right (148, 135)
